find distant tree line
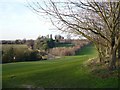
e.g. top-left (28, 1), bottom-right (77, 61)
top-left (27, 34), bottom-right (65, 51)
top-left (1, 39), bottom-right (27, 44)
top-left (2, 34), bottom-right (66, 63)
top-left (1, 34), bottom-right (64, 45)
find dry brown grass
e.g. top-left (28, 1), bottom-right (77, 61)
top-left (86, 58), bottom-right (119, 79)
top-left (49, 42), bottom-right (89, 56)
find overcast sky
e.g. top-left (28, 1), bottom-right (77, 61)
top-left (0, 0), bottom-right (118, 40)
top-left (0, 0), bottom-right (63, 40)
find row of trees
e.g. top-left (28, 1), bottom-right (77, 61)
top-left (1, 39), bottom-right (27, 44)
top-left (29, 34), bottom-right (67, 51)
top-left (1, 34), bottom-right (64, 45)
top-left (28, 0), bottom-right (120, 70)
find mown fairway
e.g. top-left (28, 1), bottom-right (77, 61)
top-left (2, 44), bottom-right (118, 88)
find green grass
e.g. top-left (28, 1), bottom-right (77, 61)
top-left (2, 44), bottom-right (118, 88)
top-left (76, 44), bottom-right (96, 55)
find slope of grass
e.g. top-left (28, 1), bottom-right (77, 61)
top-left (2, 44), bottom-right (118, 88)
top-left (76, 44), bottom-right (96, 55)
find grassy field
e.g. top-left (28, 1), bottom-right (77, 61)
top-left (2, 44), bottom-right (118, 88)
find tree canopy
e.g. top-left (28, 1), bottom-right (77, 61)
top-left (35, 36), bottom-right (55, 51)
top-left (28, 0), bottom-right (120, 70)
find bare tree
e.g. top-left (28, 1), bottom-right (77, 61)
top-left (27, 0), bottom-right (120, 70)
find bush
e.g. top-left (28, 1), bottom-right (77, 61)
top-left (2, 47), bottom-right (15, 63)
top-left (27, 50), bottom-right (42, 61)
top-left (2, 47), bottom-right (42, 63)
top-left (49, 42), bottom-right (89, 56)
top-left (49, 46), bottom-right (78, 56)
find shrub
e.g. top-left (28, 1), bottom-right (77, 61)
top-left (49, 42), bottom-right (89, 56)
top-left (2, 47), bottom-right (15, 63)
top-left (2, 47), bottom-right (42, 63)
top-left (49, 46), bottom-right (77, 56)
top-left (28, 50), bottom-right (42, 61)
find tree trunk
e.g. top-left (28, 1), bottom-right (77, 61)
top-left (109, 47), bottom-right (117, 70)
top-left (95, 44), bottom-right (103, 63)
top-left (98, 51), bottom-right (103, 62)
top-left (118, 44), bottom-right (120, 69)
top-left (118, 44), bottom-right (120, 59)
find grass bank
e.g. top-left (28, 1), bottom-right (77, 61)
top-left (2, 44), bottom-right (118, 88)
